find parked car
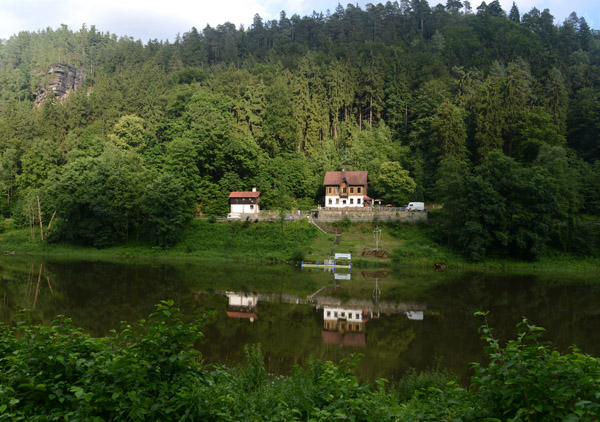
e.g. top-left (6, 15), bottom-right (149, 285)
top-left (227, 212), bottom-right (241, 220)
top-left (406, 202), bottom-right (425, 211)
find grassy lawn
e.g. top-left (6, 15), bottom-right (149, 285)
top-left (303, 222), bottom-right (403, 265)
top-left (2, 218), bottom-right (598, 271)
top-left (0, 219), bottom-right (320, 263)
top-left (304, 221), bottom-right (600, 271)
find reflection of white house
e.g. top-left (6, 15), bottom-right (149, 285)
top-left (229, 188), bottom-right (260, 214)
top-left (226, 292), bottom-right (258, 322)
top-left (322, 306), bottom-right (365, 347)
top-left (323, 171), bottom-right (368, 208)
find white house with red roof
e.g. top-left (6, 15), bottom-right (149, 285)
top-left (323, 171), bottom-right (368, 208)
top-left (229, 188), bottom-right (260, 214)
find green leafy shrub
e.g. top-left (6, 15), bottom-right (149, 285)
top-left (2, 306), bottom-right (599, 421)
top-left (471, 312), bottom-right (600, 421)
top-left (333, 216), bottom-right (352, 231)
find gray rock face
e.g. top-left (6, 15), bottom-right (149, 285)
top-left (34, 64), bottom-right (86, 106)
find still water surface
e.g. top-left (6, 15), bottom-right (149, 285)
top-left (1, 257), bottom-right (599, 382)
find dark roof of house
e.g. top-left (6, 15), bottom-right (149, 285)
top-left (229, 191), bottom-right (261, 198)
top-left (323, 171), bottom-right (368, 186)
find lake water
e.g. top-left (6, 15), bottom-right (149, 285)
top-left (1, 257), bottom-right (599, 382)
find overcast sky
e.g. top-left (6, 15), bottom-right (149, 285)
top-left (0, 0), bottom-right (598, 43)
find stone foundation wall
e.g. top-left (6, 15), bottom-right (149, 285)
top-left (315, 208), bottom-right (427, 222)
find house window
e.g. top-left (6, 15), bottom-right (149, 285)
top-left (350, 198), bottom-right (354, 204)
top-left (343, 188), bottom-right (347, 193)
top-left (350, 187), bottom-right (354, 193)
top-left (328, 198), bottom-right (332, 204)
top-left (341, 312), bottom-right (345, 317)
top-left (357, 198), bottom-right (361, 204)
top-left (334, 312), bottom-right (338, 317)
top-left (250, 205), bottom-right (254, 209)
top-left (335, 187), bottom-right (339, 193)
top-left (336, 198), bottom-right (340, 204)
top-left (342, 200), bottom-right (346, 204)
top-left (357, 187), bottom-right (362, 194)
top-left (348, 323), bottom-right (352, 331)
top-left (355, 313), bottom-right (360, 319)
top-left (327, 311), bottom-right (331, 317)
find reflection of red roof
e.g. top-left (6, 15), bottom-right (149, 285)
top-left (323, 171), bottom-right (368, 186)
top-left (227, 311), bottom-right (258, 319)
top-left (322, 331), bottom-right (341, 344)
top-left (374, 198), bottom-right (383, 202)
top-left (229, 191), bottom-right (260, 198)
top-left (386, 204), bottom-right (392, 207)
top-left (321, 331), bottom-right (366, 347)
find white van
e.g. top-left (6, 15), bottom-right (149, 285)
top-left (227, 212), bottom-right (241, 220)
top-left (406, 202), bottom-right (425, 211)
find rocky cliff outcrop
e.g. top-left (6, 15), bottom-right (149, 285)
top-left (34, 64), bottom-right (86, 106)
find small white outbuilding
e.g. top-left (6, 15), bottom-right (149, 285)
top-left (229, 188), bottom-right (261, 214)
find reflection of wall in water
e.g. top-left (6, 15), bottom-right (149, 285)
top-left (226, 291), bottom-right (258, 322)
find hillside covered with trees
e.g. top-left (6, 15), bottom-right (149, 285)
top-left (0, 0), bottom-right (599, 259)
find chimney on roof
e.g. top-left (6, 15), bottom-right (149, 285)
top-left (252, 187), bottom-right (256, 192)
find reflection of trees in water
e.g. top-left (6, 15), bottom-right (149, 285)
top-left (26, 263), bottom-right (54, 310)
top-left (424, 271), bottom-right (600, 358)
top-left (2, 261), bottom-right (599, 382)
top-left (1, 259), bottom-right (195, 336)
top-left (1, 261), bottom-right (56, 326)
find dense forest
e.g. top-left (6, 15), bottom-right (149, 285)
top-left (0, 0), bottom-right (599, 259)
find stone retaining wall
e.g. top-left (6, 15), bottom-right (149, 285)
top-left (315, 208), bottom-right (427, 222)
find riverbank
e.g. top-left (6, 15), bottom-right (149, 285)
top-left (1, 219), bottom-right (598, 272)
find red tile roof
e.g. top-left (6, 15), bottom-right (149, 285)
top-left (229, 191), bottom-right (261, 198)
top-left (322, 331), bottom-right (341, 344)
top-left (342, 333), bottom-right (366, 347)
top-left (321, 331), bottom-right (366, 347)
top-left (323, 171), bottom-right (368, 186)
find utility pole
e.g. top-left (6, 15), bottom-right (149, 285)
top-left (373, 226), bottom-right (382, 251)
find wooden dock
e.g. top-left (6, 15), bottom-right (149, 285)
top-left (301, 262), bottom-right (352, 269)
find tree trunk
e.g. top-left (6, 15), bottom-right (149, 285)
top-left (359, 106), bottom-right (362, 130)
top-left (29, 202), bottom-right (35, 241)
top-left (37, 196), bottom-right (44, 241)
top-left (48, 210), bottom-right (57, 231)
top-left (370, 95), bottom-right (373, 127)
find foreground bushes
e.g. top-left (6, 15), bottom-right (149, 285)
top-left (1, 302), bottom-right (599, 421)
